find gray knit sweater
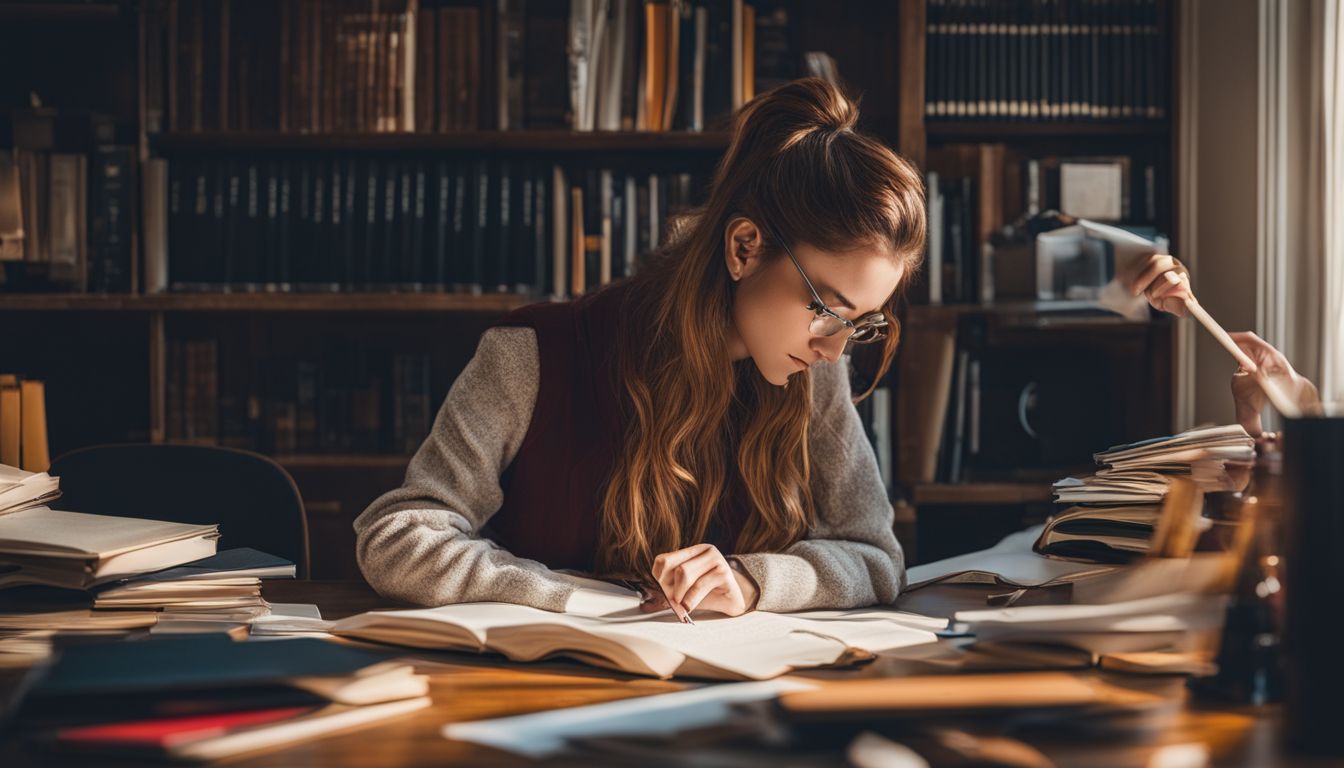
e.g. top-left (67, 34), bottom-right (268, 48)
top-left (353, 326), bottom-right (906, 613)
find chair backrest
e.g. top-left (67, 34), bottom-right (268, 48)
top-left (49, 444), bottom-right (310, 578)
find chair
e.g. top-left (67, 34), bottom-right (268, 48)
top-left (48, 444), bottom-right (311, 578)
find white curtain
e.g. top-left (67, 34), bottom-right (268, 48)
top-left (1316, 0), bottom-right (1344, 403)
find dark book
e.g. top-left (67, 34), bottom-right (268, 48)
top-left (19, 635), bottom-right (400, 727)
top-left (86, 146), bottom-right (137, 293)
top-left (469, 157), bottom-right (488, 293)
top-left (107, 548), bottom-right (296, 585)
top-left (429, 158), bottom-right (452, 290)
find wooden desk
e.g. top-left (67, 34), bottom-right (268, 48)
top-left (0, 580), bottom-right (1330, 767)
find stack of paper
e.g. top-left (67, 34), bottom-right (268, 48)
top-left (1053, 425), bottom-right (1254, 505)
top-left (954, 592), bottom-right (1228, 655)
top-left (0, 464), bottom-right (60, 517)
top-left (94, 548), bottom-right (294, 612)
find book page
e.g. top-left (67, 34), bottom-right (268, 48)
top-left (575, 611), bottom-right (849, 680)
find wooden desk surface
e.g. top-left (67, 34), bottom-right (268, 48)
top-left (0, 580), bottom-right (1330, 767)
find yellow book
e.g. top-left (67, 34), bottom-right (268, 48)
top-left (0, 382), bottom-right (19, 467)
top-left (19, 380), bottom-right (49, 472)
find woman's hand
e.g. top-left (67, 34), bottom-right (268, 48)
top-left (1229, 331), bottom-right (1321, 437)
top-left (1130, 253), bottom-right (1195, 317)
top-left (640, 543), bottom-right (760, 618)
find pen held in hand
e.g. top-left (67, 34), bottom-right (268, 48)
top-left (651, 584), bottom-right (695, 625)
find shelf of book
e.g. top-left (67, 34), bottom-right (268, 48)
top-left (0, 292), bottom-right (534, 313)
top-left (151, 131), bottom-right (735, 154)
top-left (926, 121), bottom-right (1170, 141)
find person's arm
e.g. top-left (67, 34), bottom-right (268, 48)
top-left (728, 358), bottom-right (906, 612)
top-left (353, 327), bottom-right (585, 611)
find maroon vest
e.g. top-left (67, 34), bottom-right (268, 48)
top-left (486, 281), bottom-right (750, 573)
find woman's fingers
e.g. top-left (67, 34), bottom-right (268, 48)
top-left (679, 561), bottom-right (738, 615)
top-left (663, 547), bottom-right (726, 607)
top-left (650, 543), bottom-right (713, 584)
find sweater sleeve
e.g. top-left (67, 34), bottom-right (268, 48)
top-left (352, 326), bottom-right (585, 611)
top-left (729, 358), bottom-right (907, 612)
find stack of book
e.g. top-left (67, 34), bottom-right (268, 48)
top-left (1053, 425), bottom-right (1255, 505)
top-left (0, 507), bottom-right (298, 663)
top-left (16, 634), bottom-right (430, 762)
top-left (1043, 425), bottom-right (1255, 561)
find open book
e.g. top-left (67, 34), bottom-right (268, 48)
top-left (331, 579), bottom-right (944, 681)
top-left (1033, 504), bottom-right (1169, 562)
top-left (904, 526), bottom-right (1117, 592)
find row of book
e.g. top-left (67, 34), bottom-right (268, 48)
top-left (167, 340), bottom-right (438, 456)
top-left (150, 0), bottom-right (806, 135)
top-left (0, 146), bottom-right (137, 293)
top-left (0, 375), bottom-right (49, 473)
top-left (153, 154), bottom-right (702, 296)
top-left (925, 0), bottom-right (1169, 121)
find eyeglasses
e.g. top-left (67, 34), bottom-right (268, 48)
top-left (765, 225), bottom-right (889, 345)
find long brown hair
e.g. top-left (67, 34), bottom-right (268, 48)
top-left (596, 77), bottom-right (927, 582)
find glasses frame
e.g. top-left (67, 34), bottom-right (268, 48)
top-left (762, 223), bottom-right (889, 345)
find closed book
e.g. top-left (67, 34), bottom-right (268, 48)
top-left (0, 507), bottom-right (219, 590)
top-left (20, 634), bottom-right (426, 726)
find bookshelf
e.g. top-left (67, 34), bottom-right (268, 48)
top-left (1, 0), bottom-right (1177, 574)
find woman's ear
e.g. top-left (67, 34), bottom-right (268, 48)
top-left (724, 218), bottom-right (764, 282)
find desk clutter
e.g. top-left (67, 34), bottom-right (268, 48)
top-left (0, 418), bottom-right (1267, 764)
top-left (0, 463), bottom-right (314, 663)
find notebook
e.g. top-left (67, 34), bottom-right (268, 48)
top-left (331, 580), bottom-right (944, 681)
top-left (0, 508), bottom-right (219, 589)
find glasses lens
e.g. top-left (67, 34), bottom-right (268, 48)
top-left (849, 325), bottom-right (886, 344)
top-left (809, 313), bottom-right (848, 338)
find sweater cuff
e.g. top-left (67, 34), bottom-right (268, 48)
top-left (728, 552), bottom-right (818, 613)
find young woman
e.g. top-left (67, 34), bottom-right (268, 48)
top-left (355, 78), bottom-right (927, 618)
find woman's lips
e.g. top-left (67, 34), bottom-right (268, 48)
top-left (789, 355), bottom-right (808, 371)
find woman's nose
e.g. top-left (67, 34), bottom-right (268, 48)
top-left (809, 332), bottom-right (848, 364)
